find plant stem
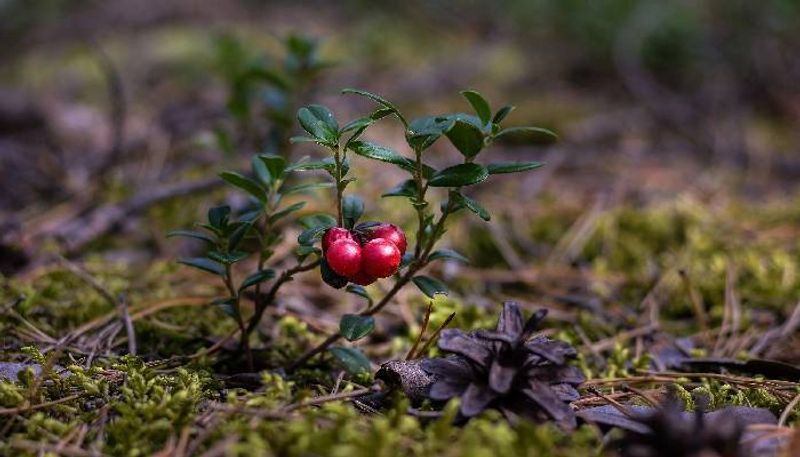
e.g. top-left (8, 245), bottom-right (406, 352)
top-left (334, 146), bottom-right (344, 226)
top-left (413, 146), bottom-right (426, 258)
top-left (224, 264), bottom-right (253, 371)
top-left (286, 267), bottom-right (418, 372)
top-left (244, 259), bottom-right (321, 338)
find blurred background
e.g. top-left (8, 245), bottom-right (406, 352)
top-left (3, 0), bottom-right (800, 341)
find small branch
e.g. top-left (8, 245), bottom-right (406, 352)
top-left (414, 312), bottom-right (455, 358)
top-left (587, 387), bottom-right (634, 418)
top-left (333, 145), bottom-right (344, 226)
top-left (779, 391), bottom-right (800, 427)
top-left (43, 177), bottom-right (221, 256)
top-left (0, 393), bottom-right (82, 416)
top-left (244, 259), bottom-right (321, 337)
top-left (406, 300), bottom-right (433, 360)
top-left (117, 293), bottom-right (136, 356)
top-left (282, 386), bottom-right (374, 412)
top-left (412, 147), bottom-right (426, 259)
top-left (223, 264), bottom-right (252, 370)
top-left (679, 269), bottom-right (708, 333)
top-left (57, 256), bottom-right (116, 306)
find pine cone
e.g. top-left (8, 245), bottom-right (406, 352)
top-left (421, 301), bottom-right (584, 427)
top-left (618, 398), bottom-right (752, 457)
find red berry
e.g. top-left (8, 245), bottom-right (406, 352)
top-left (326, 239), bottom-right (362, 278)
top-left (361, 238), bottom-right (401, 278)
top-left (322, 227), bottom-right (354, 252)
top-left (365, 223), bottom-right (407, 255)
top-left (349, 269), bottom-right (377, 286)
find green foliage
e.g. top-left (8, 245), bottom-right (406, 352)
top-left (339, 314), bottom-right (375, 342)
top-left (211, 33), bottom-right (328, 153)
top-left (200, 397), bottom-right (602, 457)
top-left (106, 360), bottom-right (212, 456)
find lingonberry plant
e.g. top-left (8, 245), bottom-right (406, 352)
top-left (171, 86), bottom-right (556, 373)
top-left (168, 154), bottom-right (330, 369)
top-left (286, 88), bottom-right (557, 372)
top-left (212, 33), bottom-right (329, 155)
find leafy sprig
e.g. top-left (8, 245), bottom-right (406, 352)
top-left (287, 88), bottom-right (556, 372)
top-left (169, 154), bottom-right (324, 369)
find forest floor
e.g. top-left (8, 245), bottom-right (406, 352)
top-left (3, 3), bottom-right (800, 456)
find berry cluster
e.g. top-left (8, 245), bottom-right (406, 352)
top-left (321, 223), bottom-right (407, 287)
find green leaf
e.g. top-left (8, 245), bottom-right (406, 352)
top-left (270, 202), bottom-right (306, 223)
top-left (342, 194), bottom-right (365, 229)
top-left (297, 214), bottom-right (336, 246)
top-left (297, 104), bottom-right (339, 143)
top-left (227, 221), bottom-right (253, 250)
top-left (252, 155), bottom-right (271, 185)
top-left (341, 88), bottom-right (406, 126)
top-left (445, 119), bottom-right (485, 158)
top-left (345, 284), bottom-right (371, 303)
top-left (339, 314), bottom-right (375, 342)
top-left (492, 105), bottom-right (515, 124)
top-left (486, 161), bottom-right (544, 175)
top-left (287, 158), bottom-right (335, 172)
top-left (328, 346), bottom-right (371, 374)
top-left (428, 249), bottom-right (469, 263)
top-left (406, 115), bottom-right (455, 151)
top-left (213, 297), bottom-right (239, 320)
top-left (454, 193), bottom-right (491, 221)
top-left (382, 179), bottom-right (417, 198)
top-left (167, 230), bottom-right (216, 245)
top-left (298, 213), bottom-right (337, 230)
top-left (412, 276), bottom-right (449, 298)
top-left (342, 108), bottom-right (395, 149)
top-left (208, 206), bottom-right (231, 228)
top-left (428, 163), bottom-right (489, 188)
top-left (494, 126), bottom-right (558, 145)
top-left (347, 141), bottom-right (435, 178)
top-left (320, 258), bottom-right (348, 289)
top-left (220, 171), bottom-right (267, 203)
top-left (239, 269), bottom-right (276, 291)
top-left (208, 250), bottom-right (250, 265)
top-left (298, 226), bottom-right (326, 246)
top-left (461, 90), bottom-right (491, 125)
top-left (257, 154), bottom-right (287, 182)
top-left (284, 182), bottom-right (335, 195)
top-left (289, 136), bottom-right (325, 144)
top-left (178, 257), bottom-right (226, 277)
top-left (296, 245), bottom-right (320, 260)
top-left (238, 208), bottom-right (263, 224)
top-left (486, 161), bottom-right (545, 174)
top-left (341, 108), bottom-right (393, 133)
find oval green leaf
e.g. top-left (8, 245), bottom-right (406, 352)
top-left (428, 163), bottom-right (489, 188)
top-left (219, 171), bottom-right (267, 203)
top-left (461, 90), bottom-right (491, 125)
top-left (297, 104), bottom-right (339, 143)
top-left (486, 161), bottom-right (545, 174)
top-left (412, 275), bottom-right (449, 298)
top-left (428, 249), bottom-right (469, 264)
top-left (328, 346), bottom-right (371, 374)
top-left (494, 126), bottom-right (558, 145)
top-left (239, 269), bottom-right (276, 291)
top-left (339, 314), bottom-right (376, 342)
top-left (178, 257), bottom-right (226, 277)
top-left (445, 119), bottom-right (485, 158)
